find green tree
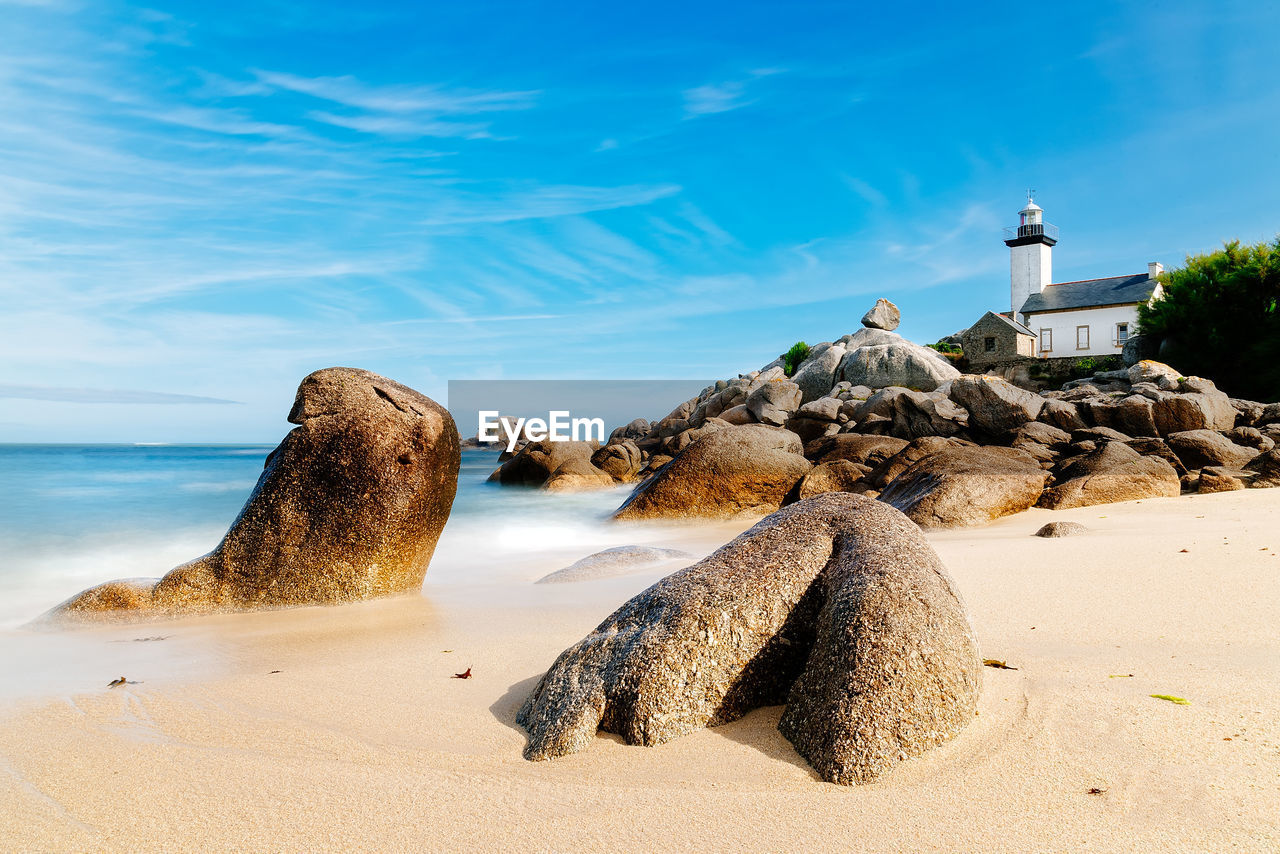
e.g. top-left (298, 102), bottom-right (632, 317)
top-left (1138, 238), bottom-right (1280, 402)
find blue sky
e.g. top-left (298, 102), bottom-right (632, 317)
top-left (1, 0), bottom-right (1278, 442)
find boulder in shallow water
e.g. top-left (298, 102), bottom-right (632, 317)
top-left (52, 367), bottom-right (460, 620)
top-left (535, 546), bottom-right (694, 584)
top-left (518, 493), bottom-right (981, 785)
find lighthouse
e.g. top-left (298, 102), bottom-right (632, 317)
top-left (1004, 195), bottom-right (1057, 325)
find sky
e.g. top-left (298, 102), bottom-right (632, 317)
top-left (1, 0), bottom-right (1278, 442)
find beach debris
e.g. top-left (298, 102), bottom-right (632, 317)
top-left (442, 649), bottom-right (453, 653)
top-left (519, 494), bottom-right (981, 786)
top-left (1150, 694), bottom-right (1190, 705)
top-left (1179, 548), bottom-right (1190, 553)
top-left (107, 676), bottom-right (127, 688)
top-left (453, 668), bottom-right (472, 679)
top-left (269, 670), bottom-right (282, 674)
top-left (983, 659), bottom-right (1018, 670)
top-left (1086, 787), bottom-right (1107, 795)
top-left (1108, 674), bottom-right (1134, 678)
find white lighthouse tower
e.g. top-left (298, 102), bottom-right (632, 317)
top-left (1004, 194), bottom-right (1057, 325)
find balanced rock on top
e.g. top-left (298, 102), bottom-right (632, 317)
top-left (51, 368), bottom-right (461, 620)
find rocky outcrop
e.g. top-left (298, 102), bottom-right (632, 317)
top-left (948, 376), bottom-right (1044, 436)
top-left (791, 343), bottom-right (849, 404)
top-left (613, 425), bottom-right (811, 520)
top-left (518, 494), bottom-right (981, 785)
top-left (790, 459), bottom-right (866, 501)
top-left (878, 445), bottom-right (1047, 528)
top-left (1166, 429), bottom-right (1260, 470)
top-left (1244, 449), bottom-right (1280, 488)
top-left (489, 439), bottom-right (612, 490)
top-left (746, 379), bottom-right (803, 427)
top-left (838, 342), bottom-right (959, 392)
top-left (53, 368), bottom-right (460, 620)
top-left (1037, 443), bottom-right (1180, 509)
top-left (860, 297), bottom-right (901, 331)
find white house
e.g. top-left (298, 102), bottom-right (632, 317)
top-left (1004, 197), bottom-right (1163, 358)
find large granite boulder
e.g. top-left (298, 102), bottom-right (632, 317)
top-left (1037, 444), bottom-right (1180, 509)
top-left (1152, 378), bottom-right (1237, 435)
top-left (1166, 429), bottom-right (1261, 470)
top-left (746, 379), bottom-right (803, 427)
top-left (519, 493), bottom-right (981, 785)
top-left (1244, 449), bottom-right (1280, 488)
top-left (52, 368), bottom-right (460, 620)
top-left (791, 343), bottom-right (848, 404)
top-left (613, 425), bottom-right (811, 520)
top-left (591, 440), bottom-right (644, 482)
top-left (838, 342), bottom-right (960, 392)
top-left (947, 375), bottom-right (1045, 436)
top-left (860, 298), bottom-right (901, 331)
top-left (489, 439), bottom-right (606, 488)
top-left (790, 459), bottom-right (866, 501)
top-left (878, 445), bottom-right (1047, 528)
top-left (803, 433), bottom-right (909, 467)
top-left (535, 546), bottom-right (693, 584)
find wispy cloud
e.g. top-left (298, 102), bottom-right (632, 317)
top-left (0, 384), bottom-right (240, 404)
top-left (307, 110), bottom-right (489, 139)
top-left (252, 70), bottom-right (538, 114)
top-left (419, 183), bottom-right (682, 226)
top-left (682, 68), bottom-right (784, 118)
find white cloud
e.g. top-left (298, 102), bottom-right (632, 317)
top-left (252, 70), bottom-right (538, 114)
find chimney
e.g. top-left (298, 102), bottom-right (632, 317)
top-left (1148, 261), bottom-right (1164, 279)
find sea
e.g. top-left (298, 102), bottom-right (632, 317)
top-left (0, 444), bottom-right (688, 631)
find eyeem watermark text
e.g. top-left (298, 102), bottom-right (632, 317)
top-left (477, 410), bottom-right (604, 453)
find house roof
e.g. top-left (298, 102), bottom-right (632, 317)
top-left (1020, 273), bottom-right (1156, 314)
top-left (990, 311), bottom-right (1036, 337)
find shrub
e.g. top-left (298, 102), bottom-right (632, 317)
top-left (1139, 238), bottom-right (1280, 401)
top-left (782, 341), bottom-right (810, 377)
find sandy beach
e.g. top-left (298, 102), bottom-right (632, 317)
top-left (1, 489), bottom-right (1277, 853)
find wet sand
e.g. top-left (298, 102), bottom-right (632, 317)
top-left (2, 491), bottom-right (1278, 852)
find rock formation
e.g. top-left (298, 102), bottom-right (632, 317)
top-left (518, 493), bottom-right (981, 785)
top-left (52, 368), bottom-right (460, 620)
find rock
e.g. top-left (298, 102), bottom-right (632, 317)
top-left (1226, 426), bottom-right (1275, 452)
top-left (614, 425), bottom-right (811, 520)
top-left (1072, 426), bottom-right (1132, 443)
top-left (803, 434), bottom-right (909, 467)
top-left (1085, 395), bottom-right (1158, 437)
top-left (519, 493), bottom-right (980, 785)
top-left (948, 376), bottom-right (1045, 436)
top-left (535, 546), bottom-right (693, 584)
top-left (791, 344), bottom-right (848, 404)
top-left (860, 298), bottom-right (901, 331)
top-left (1127, 360), bottom-right (1182, 390)
top-left (1229, 399), bottom-right (1266, 427)
top-left (1034, 521), bottom-right (1089, 538)
top-left (1039, 399), bottom-right (1087, 432)
top-left (1197, 466), bottom-right (1252, 493)
top-left (1122, 334), bottom-right (1160, 366)
top-left (839, 343), bottom-right (960, 392)
top-left (1123, 437), bottom-right (1188, 476)
top-left (1260, 403), bottom-right (1280, 426)
top-left (746, 379), bottom-right (803, 427)
top-left (886, 390), bottom-right (969, 440)
top-left (1244, 449), bottom-right (1280, 487)
top-left (791, 460), bottom-right (865, 501)
top-left (592, 440), bottom-right (644, 482)
top-left (490, 439), bottom-right (603, 487)
top-left (52, 368), bottom-right (460, 620)
top-left (667, 417), bottom-right (731, 455)
top-left (867, 436), bottom-right (972, 489)
top-left (718, 403), bottom-right (755, 425)
top-left (1166, 430), bottom-right (1261, 470)
top-left (608, 418), bottom-right (652, 444)
top-left (1152, 380), bottom-right (1237, 435)
top-left (1007, 421), bottom-right (1072, 448)
top-left (878, 445), bottom-right (1047, 528)
top-left (1037, 451), bottom-right (1180, 510)
top-left (544, 455), bottom-right (618, 493)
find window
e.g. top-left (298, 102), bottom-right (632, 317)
top-left (1039, 328), bottom-right (1052, 352)
top-left (984, 336), bottom-right (996, 352)
top-left (1077, 325), bottom-right (1090, 350)
top-left (1116, 323), bottom-right (1129, 344)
